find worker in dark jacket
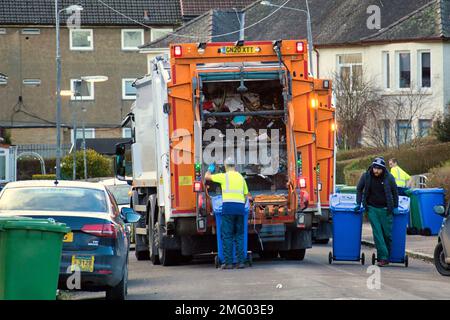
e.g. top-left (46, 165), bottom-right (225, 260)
top-left (355, 157), bottom-right (399, 267)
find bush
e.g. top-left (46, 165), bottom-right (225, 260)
top-left (427, 163), bottom-right (450, 202)
top-left (337, 147), bottom-right (384, 162)
top-left (32, 174), bottom-right (57, 180)
top-left (434, 114), bottom-right (450, 142)
top-left (61, 149), bottom-right (112, 180)
top-left (344, 169), bottom-right (365, 186)
top-left (336, 159), bottom-right (354, 184)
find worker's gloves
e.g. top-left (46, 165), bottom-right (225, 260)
top-left (353, 205), bottom-right (361, 212)
top-left (208, 163), bottom-right (215, 173)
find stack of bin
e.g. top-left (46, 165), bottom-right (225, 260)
top-left (211, 196), bottom-right (252, 267)
top-left (0, 216), bottom-right (70, 300)
top-left (329, 193), bottom-right (365, 265)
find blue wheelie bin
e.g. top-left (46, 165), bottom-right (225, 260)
top-left (211, 195), bottom-right (252, 267)
top-left (329, 193), bottom-right (365, 265)
top-left (412, 188), bottom-right (445, 236)
top-left (371, 196), bottom-right (410, 267)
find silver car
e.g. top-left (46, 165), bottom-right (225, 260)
top-left (434, 203), bottom-right (450, 276)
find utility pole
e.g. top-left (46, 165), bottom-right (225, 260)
top-left (55, 0), bottom-right (62, 179)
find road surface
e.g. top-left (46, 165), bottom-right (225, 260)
top-left (67, 243), bottom-right (450, 300)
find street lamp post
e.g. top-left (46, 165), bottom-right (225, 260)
top-left (260, 0), bottom-right (315, 77)
top-left (55, 2), bottom-right (83, 180)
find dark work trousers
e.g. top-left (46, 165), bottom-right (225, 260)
top-left (221, 214), bottom-right (245, 265)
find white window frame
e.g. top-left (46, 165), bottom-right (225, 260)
top-left (150, 28), bottom-right (173, 41)
top-left (70, 79), bottom-right (94, 100)
top-left (418, 50), bottom-right (431, 89)
top-left (122, 78), bottom-right (137, 100)
top-left (0, 28), bottom-right (6, 35)
top-left (71, 128), bottom-right (96, 144)
top-left (121, 29), bottom-right (145, 51)
top-left (0, 148), bottom-right (9, 182)
top-left (21, 28), bottom-right (40, 35)
top-left (336, 53), bottom-right (363, 91)
top-left (70, 29), bottom-right (93, 51)
top-left (122, 128), bottom-right (132, 138)
top-left (396, 51), bottom-right (411, 90)
top-left (382, 51), bottom-right (391, 89)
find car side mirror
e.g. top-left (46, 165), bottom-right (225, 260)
top-left (121, 207), bottom-right (141, 223)
top-left (434, 205), bottom-right (446, 217)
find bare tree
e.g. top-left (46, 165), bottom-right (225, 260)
top-left (333, 70), bottom-right (382, 150)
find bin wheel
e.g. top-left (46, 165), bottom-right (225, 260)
top-left (214, 255), bottom-right (219, 268)
top-left (405, 255), bottom-right (409, 268)
top-left (422, 228), bottom-right (432, 237)
top-left (248, 252), bottom-right (253, 267)
top-left (372, 253), bottom-right (376, 265)
top-left (361, 253), bottom-right (365, 265)
top-left (328, 251), bottom-right (333, 264)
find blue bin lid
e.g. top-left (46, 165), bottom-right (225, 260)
top-left (211, 195), bottom-right (250, 215)
top-left (411, 188), bottom-right (445, 195)
top-left (397, 196), bottom-right (410, 215)
top-left (330, 193), bottom-right (362, 213)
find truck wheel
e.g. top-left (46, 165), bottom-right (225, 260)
top-left (280, 249), bottom-right (305, 261)
top-left (159, 247), bottom-right (181, 266)
top-left (434, 242), bottom-right (450, 276)
top-left (148, 218), bottom-right (160, 265)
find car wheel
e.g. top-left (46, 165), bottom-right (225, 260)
top-left (434, 242), bottom-right (450, 276)
top-left (158, 247), bottom-right (181, 266)
top-left (105, 264), bottom-right (128, 300)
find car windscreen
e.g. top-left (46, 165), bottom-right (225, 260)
top-left (106, 184), bottom-right (130, 205)
top-left (0, 187), bottom-right (108, 212)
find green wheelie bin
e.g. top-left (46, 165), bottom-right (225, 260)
top-left (338, 186), bottom-right (357, 194)
top-left (405, 189), bottom-right (423, 235)
top-left (0, 217), bottom-right (70, 300)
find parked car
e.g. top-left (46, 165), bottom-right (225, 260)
top-left (433, 203), bottom-right (450, 276)
top-left (99, 178), bottom-right (135, 244)
top-left (0, 180), bottom-right (140, 300)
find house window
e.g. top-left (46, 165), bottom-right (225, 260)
top-left (419, 51), bottom-right (431, 88)
top-left (122, 128), bottom-right (132, 138)
top-left (0, 28), bottom-right (6, 35)
top-left (419, 119), bottom-right (432, 137)
top-left (378, 119), bottom-right (390, 146)
top-left (21, 28), bottom-right (40, 35)
top-left (382, 52), bottom-right (390, 89)
top-left (151, 28), bottom-right (173, 41)
top-left (122, 79), bottom-right (137, 100)
top-left (70, 79), bottom-right (94, 100)
top-left (337, 53), bottom-right (362, 90)
top-left (396, 120), bottom-right (412, 145)
top-left (398, 52), bottom-right (411, 88)
top-left (0, 78), bottom-right (7, 85)
top-left (121, 29), bottom-right (144, 50)
top-left (70, 29), bottom-right (93, 50)
top-left (22, 79), bottom-right (41, 86)
top-left (71, 128), bottom-right (96, 144)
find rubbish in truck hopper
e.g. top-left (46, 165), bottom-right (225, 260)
top-left (224, 94), bottom-right (245, 112)
top-left (232, 115), bottom-right (247, 126)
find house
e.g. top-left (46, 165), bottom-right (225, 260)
top-left (180, 0), bottom-right (255, 20)
top-left (0, 0), bottom-right (182, 157)
top-left (141, 0), bottom-right (450, 147)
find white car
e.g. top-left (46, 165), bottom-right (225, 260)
top-left (99, 178), bottom-right (131, 210)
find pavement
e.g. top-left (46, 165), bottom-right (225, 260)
top-left (66, 242), bottom-right (450, 300)
top-left (362, 222), bottom-right (436, 262)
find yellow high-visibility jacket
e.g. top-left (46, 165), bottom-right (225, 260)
top-left (211, 171), bottom-right (248, 203)
top-left (390, 166), bottom-right (411, 188)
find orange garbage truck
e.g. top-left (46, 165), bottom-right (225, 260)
top-left (115, 40), bottom-right (335, 265)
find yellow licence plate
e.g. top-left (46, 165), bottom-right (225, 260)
top-left (222, 46), bottom-right (257, 54)
top-left (63, 232), bottom-right (73, 243)
top-left (71, 255), bottom-right (95, 273)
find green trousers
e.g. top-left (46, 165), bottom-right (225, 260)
top-left (367, 206), bottom-right (393, 261)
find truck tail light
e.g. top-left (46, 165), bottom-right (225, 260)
top-left (194, 181), bottom-right (203, 192)
top-left (296, 42), bottom-right (305, 53)
top-left (174, 45), bottom-right (182, 57)
top-left (81, 223), bottom-right (117, 238)
top-left (198, 193), bottom-right (204, 208)
top-left (298, 177), bottom-right (307, 189)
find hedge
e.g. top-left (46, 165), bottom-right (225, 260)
top-left (32, 174), bottom-right (57, 180)
top-left (336, 142), bottom-right (450, 185)
top-left (61, 149), bottom-right (113, 180)
top-left (427, 162), bottom-right (450, 202)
